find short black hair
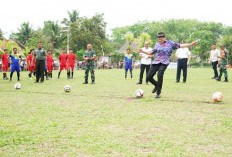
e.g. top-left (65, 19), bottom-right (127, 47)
top-left (13, 48), bottom-right (17, 50)
top-left (157, 32), bottom-right (165, 38)
top-left (38, 41), bottom-right (42, 44)
top-left (47, 50), bottom-right (51, 52)
top-left (69, 48), bottom-right (73, 51)
top-left (213, 43), bottom-right (216, 46)
top-left (61, 48), bottom-right (65, 50)
top-left (3, 49), bottom-right (7, 51)
top-left (126, 48), bottom-right (131, 51)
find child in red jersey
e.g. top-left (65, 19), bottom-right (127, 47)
top-left (67, 48), bottom-right (76, 79)
top-left (46, 50), bottom-right (54, 78)
top-left (1, 49), bottom-right (9, 80)
top-left (26, 49), bottom-right (36, 79)
top-left (58, 48), bottom-right (67, 79)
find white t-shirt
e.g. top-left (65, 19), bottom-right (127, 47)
top-left (176, 48), bottom-right (191, 59)
top-left (210, 49), bottom-right (220, 62)
top-left (140, 47), bottom-right (152, 65)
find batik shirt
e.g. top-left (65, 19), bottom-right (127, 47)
top-left (151, 40), bottom-right (180, 65)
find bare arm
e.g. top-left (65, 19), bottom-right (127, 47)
top-left (180, 41), bottom-right (197, 48)
top-left (139, 48), bottom-right (152, 55)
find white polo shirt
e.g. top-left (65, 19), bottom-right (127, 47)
top-left (176, 48), bottom-right (191, 59)
top-left (210, 49), bottom-right (220, 62)
top-left (140, 47), bottom-right (152, 65)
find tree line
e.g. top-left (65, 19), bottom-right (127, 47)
top-left (0, 14), bottom-right (232, 64)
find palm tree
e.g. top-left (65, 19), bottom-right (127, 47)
top-left (15, 22), bottom-right (33, 45)
top-left (62, 10), bottom-right (79, 26)
top-left (43, 21), bottom-right (65, 50)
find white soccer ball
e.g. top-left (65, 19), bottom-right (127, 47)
top-left (14, 83), bottom-right (21, 89)
top-left (212, 92), bottom-right (223, 102)
top-left (135, 89), bottom-right (144, 98)
top-left (64, 85), bottom-right (71, 92)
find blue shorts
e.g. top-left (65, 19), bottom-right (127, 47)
top-left (125, 64), bottom-right (132, 71)
top-left (11, 64), bottom-right (20, 73)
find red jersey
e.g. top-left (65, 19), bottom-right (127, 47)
top-left (67, 53), bottom-right (76, 65)
top-left (46, 55), bottom-right (54, 65)
top-left (59, 53), bottom-right (67, 65)
top-left (26, 54), bottom-right (35, 64)
top-left (1, 53), bottom-right (8, 65)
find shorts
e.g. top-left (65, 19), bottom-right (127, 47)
top-left (125, 64), bottom-right (132, 71)
top-left (67, 64), bottom-right (74, 70)
top-left (47, 64), bottom-right (53, 71)
top-left (11, 64), bottom-right (20, 73)
top-left (27, 65), bottom-right (35, 71)
top-left (60, 64), bottom-right (67, 70)
top-left (2, 64), bottom-right (8, 71)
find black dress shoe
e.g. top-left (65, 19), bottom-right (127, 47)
top-left (155, 94), bottom-right (161, 98)
top-left (216, 77), bottom-right (221, 81)
top-left (152, 86), bottom-right (158, 93)
top-left (83, 82), bottom-right (88, 84)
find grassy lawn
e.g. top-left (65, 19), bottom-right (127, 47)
top-left (0, 68), bottom-right (232, 156)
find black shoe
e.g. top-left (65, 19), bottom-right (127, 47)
top-left (83, 82), bottom-right (88, 84)
top-left (155, 94), bottom-right (161, 98)
top-left (223, 78), bottom-right (228, 82)
top-left (17, 79), bottom-right (20, 81)
top-left (137, 82), bottom-right (142, 84)
top-left (216, 77), bottom-right (221, 81)
top-left (152, 86), bottom-right (158, 93)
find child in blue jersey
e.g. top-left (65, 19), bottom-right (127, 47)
top-left (123, 48), bottom-right (134, 79)
top-left (9, 48), bottom-right (22, 81)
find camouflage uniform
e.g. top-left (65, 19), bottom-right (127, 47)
top-left (83, 50), bottom-right (96, 82)
top-left (219, 48), bottom-right (229, 79)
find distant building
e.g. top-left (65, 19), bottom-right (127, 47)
top-left (118, 41), bottom-right (140, 53)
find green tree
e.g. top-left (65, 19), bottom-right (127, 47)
top-left (14, 22), bottom-right (33, 45)
top-left (124, 33), bottom-right (134, 51)
top-left (0, 29), bottom-right (4, 40)
top-left (62, 10), bottom-right (79, 26)
top-left (43, 21), bottom-right (65, 50)
top-left (69, 13), bottom-right (110, 56)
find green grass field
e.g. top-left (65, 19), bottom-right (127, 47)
top-left (0, 68), bottom-right (232, 156)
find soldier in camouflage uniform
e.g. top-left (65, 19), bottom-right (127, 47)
top-left (83, 44), bottom-right (96, 84)
top-left (216, 44), bottom-right (229, 82)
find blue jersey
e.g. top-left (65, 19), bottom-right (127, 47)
top-left (9, 54), bottom-right (21, 64)
top-left (124, 54), bottom-right (134, 65)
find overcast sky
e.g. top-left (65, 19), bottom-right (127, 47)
top-left (1, 0), bottom-right (232, 38)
